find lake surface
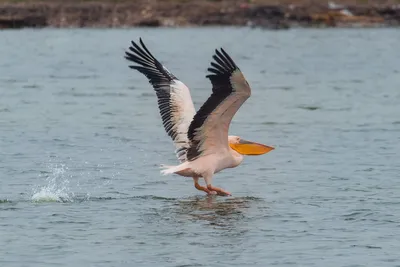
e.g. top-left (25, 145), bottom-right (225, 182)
top-left (0, 27), bottom-right (400, 267)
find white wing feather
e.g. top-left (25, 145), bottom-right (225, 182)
top-left (125, 39), bottom-right (196, 162)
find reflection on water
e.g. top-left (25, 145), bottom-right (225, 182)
top-left (175, 196), bottom-right (262, 227)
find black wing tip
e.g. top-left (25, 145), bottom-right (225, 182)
top-left (130, 37), bottom-right (144, 47)
top-left (217, 47), bottom-right (238, 69)
top-left (125, 37), bottom-right (153, 61)
top-left (131, 37), bottom-right (145, 52)
top-left (124, 51), bottom-right (142, 66)
top-left (139, 37), bottom-right (145, 47)
top-left (125, 37), bottom-right (177, 82)
top-left (124, 38), bottom-right (159, 70)
top-left (124, 51), bottom-right (134, 59)
top-left (205, 68), bottom-right (215, 79)
top-left (207, 47), bottom-right (239, 77)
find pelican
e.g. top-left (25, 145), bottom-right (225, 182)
top-left (125, 38), bottom-right (274, 196)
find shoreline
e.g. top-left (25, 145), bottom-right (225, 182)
top-left (1, 1), bottom-right (400, 29)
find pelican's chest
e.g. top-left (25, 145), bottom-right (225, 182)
top-left (214, 150), bottom-right (243, 174)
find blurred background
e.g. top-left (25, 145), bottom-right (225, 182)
top-left (1, 0), bottom-right (400, 29)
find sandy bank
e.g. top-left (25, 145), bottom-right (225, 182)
top-left (0, 0), bottom-right (400, 29)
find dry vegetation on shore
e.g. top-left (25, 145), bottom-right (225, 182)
top-left (1, 0), bottom-right (400, 29)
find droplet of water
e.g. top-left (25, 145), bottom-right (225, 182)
top-left (31, 164), bottom-right (74, 203)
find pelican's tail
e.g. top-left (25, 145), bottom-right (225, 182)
top-left (159, 163), bottom-right (194, 177)
top-left (159, 164), bottom-right (177, 176)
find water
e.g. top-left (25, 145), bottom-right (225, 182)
top-left (1, 28), bottom-right (400, 266)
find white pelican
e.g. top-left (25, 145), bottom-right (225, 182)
top-left (125, 38), bottom-right (274, 196)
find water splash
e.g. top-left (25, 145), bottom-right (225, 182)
top-left (32, 164), bottom-right (75, 203)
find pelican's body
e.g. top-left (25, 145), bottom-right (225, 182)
top-left (163, 136), bottom-right (244, 177)
top-left (125, 39), bottom-right (274, 196)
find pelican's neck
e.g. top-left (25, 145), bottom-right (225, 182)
top-left (230, 147), bottom-right (244, 167)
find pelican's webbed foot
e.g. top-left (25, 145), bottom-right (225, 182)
top-left (207, 185), bottom-right (231, 196)
top-left (194, 178), bottom-right (217, 195)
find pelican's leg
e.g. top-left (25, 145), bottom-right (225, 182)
top-left (193, 177), bottom-right (216, 195)
top-left (203, 175), bottom-right (231, 196)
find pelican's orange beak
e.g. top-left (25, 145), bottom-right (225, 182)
top-left (229, 139), bottom-right (274, 156)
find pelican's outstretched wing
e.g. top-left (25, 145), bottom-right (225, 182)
top-left (187, 48), bottom-right (251, 161)
top-left (125, 38), bottom-right (196, 162)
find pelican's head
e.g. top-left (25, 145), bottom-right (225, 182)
top-left (228, 135), bottom-right (274, 156)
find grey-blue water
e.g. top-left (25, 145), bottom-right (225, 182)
top-left (1, 28), bottom-right (400, 267)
